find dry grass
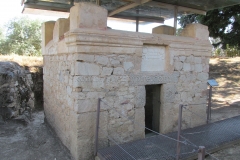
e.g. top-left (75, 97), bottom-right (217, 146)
top-left (0, 54), bottom-right (43, 72)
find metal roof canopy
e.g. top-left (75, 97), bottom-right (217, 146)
top-left (22, 0), bottom-right (240, 30)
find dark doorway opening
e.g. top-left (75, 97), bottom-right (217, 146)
top-left (145, 85), bottom-right (161, 135)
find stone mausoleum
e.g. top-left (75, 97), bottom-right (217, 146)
top-left (29, 0), bottom-right (238, 159)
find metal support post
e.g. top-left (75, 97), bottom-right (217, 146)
top-left (198, 146), bottom-right (205, 160)
top-left (207, 86), bottom-right (212, 123)
top-left (176, 104), bottom-right (183, 160)
top-left (174, 6), bottom-right (178, 35)
top-left (94, 98), bottom-right (101, 156)
top-left (136, 9), bottom-right (139, 32)
top-left (96, 0), bottom-right (100, 6)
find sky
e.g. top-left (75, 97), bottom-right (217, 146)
top-left (0, 0), bottom-right (175, 33)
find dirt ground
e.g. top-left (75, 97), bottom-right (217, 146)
top-left (205, 57), bottom-right (240, 160)
top-left (0, 56), bottom-right (239, 160)
top-left (210, 57), bottom-right (240, 122)
top-left (0, 111), bottom-right (72, 160)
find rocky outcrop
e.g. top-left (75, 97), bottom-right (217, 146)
top-left (0, 61), bottom-right (35, 119)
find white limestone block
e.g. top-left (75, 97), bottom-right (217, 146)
top-left (95, 55), bottom-right (109, 65)
top-left (194, 57), bottom-right (202, 64)
top-left (197, 73), bottom-right (208, 81)
top-left (180, 23), bottom-right (209, 40)
top-left (141, 45), bottom-right (165, 72)
top-left (183, 63), bottom-right (191, 71)
top-left (113, 67), bottom-right (124, 75)
top-left (123, 62), bottom-right (134, 71)
top-left (92, 77), bottom-right (104, 89)
top-left (174, 62), bottom-right (183, 71)
top-left (75, 62), bottom-right (100, 75)
top-left (53, 18), bottom-right (69, 43)
top-left (179, 56), bottom-right (186, 62)
top-left (75, 54), bottom-right (94, 62)
top-left (70, 2), bottom-right (107, 30)
top-left (195, 64), bottom-right (203, 72)
top-left (101, 67), bottom-right (113, 76)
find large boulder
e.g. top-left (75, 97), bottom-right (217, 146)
top-left (0, 61), bottom-right (34, 119)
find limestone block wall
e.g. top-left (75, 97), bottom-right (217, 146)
top-left (42, 2), bottom-right (212, 160)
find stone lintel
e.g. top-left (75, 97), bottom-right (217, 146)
top-left (129, 72), bottom-right (179, 86)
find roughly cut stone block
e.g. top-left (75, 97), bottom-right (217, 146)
top-left (197, 72), bottom-right (209, 81)
top-left (95, 55), bottom-right (109, 65)
top-left (101, 67), bottom-right (113, 75)
top-left (123, 62), bottom-right (134, 71)
top-left (195, 64), bottom-right (203, 72)
top-left (41, 21), bottom-right (55, 54)
top-left (53, 18), bottom-right (69, 43)
top-left (75, 62), bottom-right (100, 75)
top-left (70, 2), bottom-right (107, 30)
top-left (152, 25), bottom-right (175, 35)
top-left (183, 63), bottom-right (191, 71)
top-left (174, 62), bottom-right (183, 71)
top-left (180, 23), bottom-right (209, 40)
top-left (113, 67), bottom-right (124, 75)
top-left (75, 54), bottom-right (94, 63)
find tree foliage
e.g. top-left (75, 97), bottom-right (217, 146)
top-left (178, 5), bottom-right (240, 49)
top-left (0, 17), bottom-right (42, 56)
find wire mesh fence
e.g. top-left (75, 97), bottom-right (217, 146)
top-left (95, 78), bottom-right (240, 160)
top-left (96, 99), bottom-right (210, 160)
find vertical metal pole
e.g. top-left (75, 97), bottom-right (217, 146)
top-left (207, 86), bottom-right (212, 124)
top-left (96, 0), bottom-right (100, 6)
top-left (94, 98), bottom-right (101, 156)
top-left (198, 146), bottom-right (206, 160)
top-left (176, 104), bottom-right (183, 160)
top-left (136, 9), bottom-right (139, 32)
top-left (136, 17), bottom-right (139, 32)
top-left (174, 6), bottom-right (178, 35)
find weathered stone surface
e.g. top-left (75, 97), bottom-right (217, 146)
top-left (0, 62), bottom-right (35, 119)
top-left (113, 67), bottom-right (124, 75)
top-left (42, 21), bottom-right (55, 55)
top-left (197, 72), bottom-right (208, 81)
top-left (161, 84), bottom-right (177, 103)
top-left (123, 62), bottom-right (134, 71)
top-left (152, 25), bottom-right (175, 35)
top-left (180, 23), bottom-right (209, 40)
top-left (183, 63), bottom-right (191, 71)
top-left (101, 67), bottom-right (113, 76)
top-left (43, 3), bottom-right (212, 160)
top-left (174, 62), bottom-right (183, 71)
top-left (53, 18), bottom-right (69, 43)
top-left (75, 62), bottom-right (100, 75)
top-left (195, 64), bottom-right (203, 72)
top-left (70, 2), bottom-right (107, 30)
top-left (75, 54), bottom-right (94, 62)
top-left (95, 55), bottom-right (109, 65)
top-left (129, 72), bottom-right (179, 86)
top-left (141, 45), bottom-right (165, 72)
top-left (135, 86), bottom-right (145, 108)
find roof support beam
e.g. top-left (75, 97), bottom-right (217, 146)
top-left (147, 1), bottom-right (206, 15)
top-left (108, 0), bottom-right (152, 17)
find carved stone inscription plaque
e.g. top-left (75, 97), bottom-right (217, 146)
top-left (141, 45), bottom-right (165, 72)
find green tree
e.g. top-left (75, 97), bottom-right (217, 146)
top-left (0, 17), bottom-right (42, 56)
top-left (178, 5), bottom-right (240, 49)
